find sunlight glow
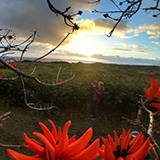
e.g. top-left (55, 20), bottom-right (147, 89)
top-left (76, 42), bottom-right (99, 56)
top-left (67, 33), bottom-right (100, 57)
top-left (83, 57), bottom-right (95, 61)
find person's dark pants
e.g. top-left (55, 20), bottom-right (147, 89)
top-left (91, 101), bottom-right (97, 119)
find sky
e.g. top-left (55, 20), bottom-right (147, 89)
top-left (0, 0), bottom-right (160, 66)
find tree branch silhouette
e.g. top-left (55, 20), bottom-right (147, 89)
top-left (91, 0), bottom-right (159, 37)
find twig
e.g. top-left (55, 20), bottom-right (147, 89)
top-left (0, 112), bottom-right (11, 120)
top-left (0, 57), bottom-right (75, 87)
top-left (140, 98), bottom-right (154, 136)
top-left (18, 31), bottom-right (37, 66)
top-left (19, 75), bottom-right (56, 110)
top-left (121, 116), bottom-right (137, 126)
top-left (137, 106), bottom-right (142, 120)
top-left (21, 33), bottom-right (71, 71)
top-left (46, 0), bottom-right (81, 30)
top-left (88, 0), bottom-right (100, 5)
top-left (0, 112), bottom-right (11, 126)
top-left (0, 143), bottom-right (22, 148)
top-left (56, 67), bottom-right (62, 83)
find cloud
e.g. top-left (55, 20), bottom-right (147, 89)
top-left (90, 54), bottom-right (160, 66)
top-left (1, 0), bottom-right (134, 47)
top-left (76, 18), bottom-right (133, 38)
top-left (153, 57), bottom-right (160, 61)
top-left (146, 30), bottom-right (156, 35)
top-left (0, 0), bottom-right (94, 46)
top-left (0, 0), bottom-right (139, 50)
top-left (110, 48), bottom-right (150, 55)
top-left (94, 19), bottom-right (133, 36)
top-left (134, 22), bottom-right (160, 39)
top-left (116, 43), bottom-right (150, 50)
top-left (112, 42), bottom-right (151, 55)
top-left (76, 19), bottom-right (95, 32)
top-left (152, 41), bottom-right (160, 46)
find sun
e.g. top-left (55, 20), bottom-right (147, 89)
top-left (75, 41), bottom-right (99, 56)
top-left (68, 34), bottom-right (100, 57)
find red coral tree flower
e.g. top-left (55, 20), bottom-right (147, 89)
top-left (7, 120), bottom-right (99, 160)
top-left (58, 79), bottom-right (63, 83)
top-left (12, 62), bottom-right (17, 68)
top-left (144, 77), bottom-right (160, 113)
top-left (98, 129), bottom-right (154, 160)
top-left (143, 77), bottom-right (159, 102)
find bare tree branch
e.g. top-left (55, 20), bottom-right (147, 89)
top-left (91, 0), bottom-right (160, 37)
top-left (122, 95), bottom-right (160, 158)
top-left (0, 27), bottom-right (75, 110)
top-left (139, 98), bottom-right (154, 136)
top-left (0, 112), bottom-right (11, 127)
top-left (45, 0), bottom-right (82, 31)
top-left (0, 143), bottom-right (22, 148)
top-left (18, 31), bottom-right (37, 65)
top-left (88, 0), bottom-right (101, 5)
top-left (143, 0), bottom-right (160, 17)
top-left (19, 75), bottom-right (56, 110)
top-left (21, 32), bottom-right (71, 71)
top-left (107, 0), bottom-right (142, 37)
top-left (135, 119), bottom-right (160, 158)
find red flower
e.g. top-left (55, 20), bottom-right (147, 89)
top-left (144, 77), bottom-right (160, 113)
top-left (143, 77), bottom-right (159, 102)
top-left (0, 71), bottom-right (3, 73)
top-left (7, 120), bottom-right (99, 160)
top-left (99, 129), bottom-right (154, 160)
top-left (58, 79), bottom-right (63, 83)
top-left (12, 62), bottom-right (17, 68)
top-left (151, 103), bottom-right (160, 114)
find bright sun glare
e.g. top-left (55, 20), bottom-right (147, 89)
top-left (76, 42), bottom-right (98, 56)
top-left (68, 34), bottom-right (100, 57)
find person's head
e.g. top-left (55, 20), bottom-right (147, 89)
top-left (98, 81), bottom-right (104, 89)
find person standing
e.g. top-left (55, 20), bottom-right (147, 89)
top-left (90, 81), bottom-right (104, 120)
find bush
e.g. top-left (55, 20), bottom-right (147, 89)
top-left (0, 62), bottom-right (159, 110)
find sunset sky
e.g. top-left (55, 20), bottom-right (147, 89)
top-left (0, 0), bottom-right (160, 65)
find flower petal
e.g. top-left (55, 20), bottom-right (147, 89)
top-left (71, 139), bottom-right (99, 160)
top-left (117, 157), bottom-right (124, 160)
top-left (48, 119), bottom-right (57, 141)
top-left (7, 149), bottom-right (45, 160)
top-left (126, 137), bottom-right (151, 160)
top-left (56, 120), bottom-right (71, 157)
top-left (108, 134), bottom-right (117, 152)
top-left (39, 122), bottom-right (56, 148)
top-left (33, 132), bottom-right (55, 160)
top-left (69, 135), bottom-right (76, 144)
top-left (102, 137), bottom-right (116, 160)
top-left (23, 133), bottom-right (45, 156)
top-left (128, 133), bottom-right (144, 153)
top-left (122, 129), bottom-right (131, 150)
top-left (63, 128), bottom-right (93, 158)
top-left (113, 130), bottom-right (120, 147)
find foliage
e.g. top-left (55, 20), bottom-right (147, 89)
top-left (0, 62), bottom-right (160, 110)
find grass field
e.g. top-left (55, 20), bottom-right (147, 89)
top-left (0, 62), bottom-right (160, 159)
